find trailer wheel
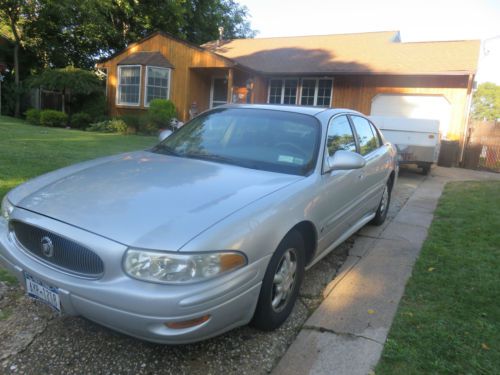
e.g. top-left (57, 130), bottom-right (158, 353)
top-left (421, 163), bottom-right (431, 175)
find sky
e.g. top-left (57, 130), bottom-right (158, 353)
top-left (239, 0), bottom-right (500, 84)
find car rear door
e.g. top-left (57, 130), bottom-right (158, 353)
top-left (349, 115), bottom-right (388, 214)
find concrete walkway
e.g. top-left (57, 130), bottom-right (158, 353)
top-left (273, 167), bottom-right (500, 375)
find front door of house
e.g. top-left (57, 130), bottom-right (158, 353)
top-left (210, 78), bottom-right (228, 108)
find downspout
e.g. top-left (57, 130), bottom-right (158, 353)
top-left (459, 73), bottom-right (474, 164)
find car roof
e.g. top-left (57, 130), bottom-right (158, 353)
top-left (217, 104), bottom-right (364, 117)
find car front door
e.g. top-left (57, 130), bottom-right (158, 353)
top-left (315, 114), bottom-right (366, 255)
top-left (349, 115), bottom-right (388, 214)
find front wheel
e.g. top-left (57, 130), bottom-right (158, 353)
top-left (251, 230), bottom-right (305, 330)
top-left (372, 182), bottom-right (391, 226)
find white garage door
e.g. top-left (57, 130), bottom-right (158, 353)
top-left (370, 94), bottom-right (451, 138)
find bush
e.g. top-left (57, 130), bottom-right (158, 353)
top-left (70, 112), bottom-right (92, 129)
top-left (40, 110), bottom-right (68, 127)
top-left (87, 119), bottom-right (128, 134)
top-left (25, 108), bottom-right (41, 125)
top-left (148, 99), bottom-right (177, 130)
top-left (77, 92), bottom-right (106, 120)
top-left (120, 114), bottom-right (145, 133)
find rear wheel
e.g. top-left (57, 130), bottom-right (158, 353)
top-left (251, 230), bottom-right (305, 330)
top-left (372, 182), bottom-right (391, 226)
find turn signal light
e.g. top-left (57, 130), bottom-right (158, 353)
top-left (165, 315), bottom-right (210, 329)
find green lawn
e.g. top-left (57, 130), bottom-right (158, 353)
top-left (377, 181), bottom-right (500, 375)
top-left (0, 115), bottom-right (156, 200)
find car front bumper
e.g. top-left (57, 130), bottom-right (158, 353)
top-left (0, 209), bottom-right (268, 344)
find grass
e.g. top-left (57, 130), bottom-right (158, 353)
top-left (0, 115), bottom-right (156, 200)
top-left (0, 116), bottom-right (156, 285)
top-left (376, 181), bottom-right (500, 375)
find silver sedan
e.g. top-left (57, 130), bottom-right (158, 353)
top-left (0, 105), bottom-right (397, 344)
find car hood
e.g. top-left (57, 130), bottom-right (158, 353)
top-left (16, 151), bottom-right (302, 250)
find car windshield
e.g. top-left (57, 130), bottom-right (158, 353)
top-left (151, 108), bottom-right (321, 175)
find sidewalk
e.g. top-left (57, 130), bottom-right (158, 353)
top-left (272, 167), bottom-right (500, 375)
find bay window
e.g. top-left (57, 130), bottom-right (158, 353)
top-left (117, 65), bottom-right (141, 106)
top-left (145, 66), bottom-right (171, 106)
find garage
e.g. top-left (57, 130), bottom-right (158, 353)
top-left (370, 94), bottom-right (452, 138)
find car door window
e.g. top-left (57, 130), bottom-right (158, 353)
top-left (369, 121), bottom-right (383, 147)
top-left (351, 116), bottom-right (379, 156)
top-left (326, 115), bottom-right (357, 156)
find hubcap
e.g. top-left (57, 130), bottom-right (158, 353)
top-left (380, 186), bottom-right (389, 213)
top-left (271, 248), bottom-right (297, 312)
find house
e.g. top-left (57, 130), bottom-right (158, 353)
top-left (96, 30), bottom-right (479, 144)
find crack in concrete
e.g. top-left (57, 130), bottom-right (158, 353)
top-left (302, 325), bottom-right (384, 345)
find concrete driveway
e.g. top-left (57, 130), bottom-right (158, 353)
top-left (1, 166), bottom-right (495, 375)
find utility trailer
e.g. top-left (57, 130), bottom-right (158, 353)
top-left (370, 116), bottom-right (441, 175)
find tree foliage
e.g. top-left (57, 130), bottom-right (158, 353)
top-left (471, 82), bottom-right (500, 121)
top-left (0, 0), bottom-right (256, 69)
top-left (28, 67), bottom-right (102, 95)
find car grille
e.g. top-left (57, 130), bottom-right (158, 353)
top-left (10, 220), bottom-right (104, 277)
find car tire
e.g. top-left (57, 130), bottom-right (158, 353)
top-left (251, 230), bottom-right (305, 331)
top-left (372, 181), bottom-right (391, 226)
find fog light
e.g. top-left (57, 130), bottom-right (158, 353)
top-left (165, 315), bottom-right (210, 329)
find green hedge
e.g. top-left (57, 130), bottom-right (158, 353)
top-left (25, 108), bottom-right (41, 125)
top-left (40, 110), bottom-right (68, 127)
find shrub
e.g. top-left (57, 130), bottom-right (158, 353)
top-left (39, 110), bottom-right (68, 127)
top-left (77, 92), bottom-right (106, 120)
top-left (70, 112), bottom-right (92, 129)
top-left (87, 119), bottom-right (128, 134)
top-left (148, 99), bottom-right (177, 130)
top-left (120, 114), bottom-right (146, 133)
top-left (25, 108), bottom-right (41, 125)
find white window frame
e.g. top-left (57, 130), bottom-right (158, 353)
top-left (267, 77), bottom-right (334, 107)
top-left (116, 65), bottom-right (142, 107)
top-left (299, 78), bottom-right (334, 107)
top-left (267, 78), bottom-right (299, 105)
top-left (144, 66), bottom-right (172, 107)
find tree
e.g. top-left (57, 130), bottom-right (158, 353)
top-left (182, 0), bottom-right (256, 44)
top-left (29, 67), bottom-right (103, 114)
top-left (0, 0), bottom-right (34, 116)
top-left (471, 82), bottom-right (500, 121)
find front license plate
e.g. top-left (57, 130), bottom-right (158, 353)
top-left (24, 273), bottom-right (61, 312)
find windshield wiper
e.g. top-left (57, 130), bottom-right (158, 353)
top-left (151, 143), bottom-right (180, 156)
top-left (183, 153), bottom-right (240, 165)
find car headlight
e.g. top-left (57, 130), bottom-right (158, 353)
top-left (1, 196), bottom-right (14, 221)
top-left (123, 249), bottom-right (247, 284)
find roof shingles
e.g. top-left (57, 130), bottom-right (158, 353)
top-left (203, 31), bottom-right (480, 75)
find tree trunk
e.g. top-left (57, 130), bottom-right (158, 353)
top-left (9, 14), bottom-right (21, 118)
top-left (13, 42), bottom-right (20, 117)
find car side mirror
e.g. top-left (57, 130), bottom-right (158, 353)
top-left (324, 150), bottom-right (366, 173)
top-left (158, 129), bottom-right (173, 142)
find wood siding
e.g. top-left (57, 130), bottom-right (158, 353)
top-left (252, 75), bottom-right (471, 141)
top-left (332, 75), bottom-right (470, 140)
top-left (98, 33), bottom-right (234, 121)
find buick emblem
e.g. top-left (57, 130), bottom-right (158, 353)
top-left (40, 236), bottom-right (54, 258)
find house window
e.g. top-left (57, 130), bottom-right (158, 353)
top-left (145, 66), bottom-right (171, 106)
top-left (268, 78), bottom-right (333, 107)
top-left (269, 79), bottom-right (283, 104)
top-left (300, 79), bottom-right (316, 105)
top-left (316, 79), bottom-right (333, 107)
top-left (117, 65), bottom-right (141, 106)
top-left (300, 78), bottom-right (333, 107)
top-left (283, 79), bottom-right (298, 104)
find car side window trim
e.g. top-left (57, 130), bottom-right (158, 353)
top-left (348, 115), bottom-right (381, 157)
top-left (321, 113), bottom-right (359, 174)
